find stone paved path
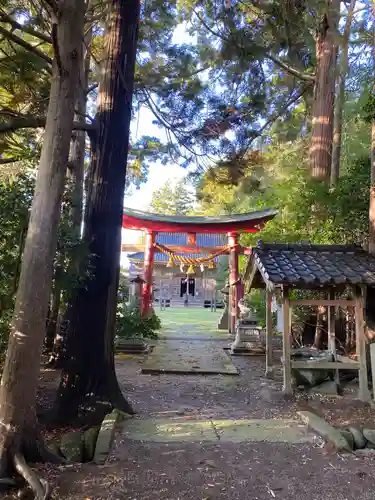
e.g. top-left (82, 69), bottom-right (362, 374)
top-left (142, 339), bottom-right (239, 375)
top-left (120, 416), bottom-right (315, 443)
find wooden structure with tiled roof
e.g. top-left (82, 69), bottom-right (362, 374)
top-left (122, 208), bottom-right (278, 332)
top-left (244, 241), bottom-right (375, 402)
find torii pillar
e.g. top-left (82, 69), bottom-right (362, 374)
top-left (228, 232), bottom-right (241, 333)
top-left (141, 230), bottom-right (156, 316)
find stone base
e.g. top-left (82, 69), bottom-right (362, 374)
top-left (308, 380), bottom-right (339, 396)
top-left (218, 309), bottom-right (229, 330)
top-left (115, 337), bottom-right (149, 354)
top-left (231, 324), bottom-right (264, 353)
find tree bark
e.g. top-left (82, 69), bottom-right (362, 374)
top-left (45, 279), bottom-right (62, 351)
top-left (369, 11), bottom-right (375, 255)
top-left (309, 0), bottom-right (341, 181)
top-left (313, 308), bottom-right (325, 349)
top-left (55, 0), bottom-right (139, 425)
top-left (0, 0), bottom-right (86, 494)
top-left (46, 31), bottom-right (93, 368)
top-left (68, 29), bottom-right (92, 235)
top-left (331, 0), bottom-right (356, 186)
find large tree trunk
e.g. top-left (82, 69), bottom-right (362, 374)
top-left (369, 13), bottom-right (375, 255)
top-left (68, 29), bottom-right (92, 235)
top-left (55, 0), bottom-right (139, 425)
top-left (331, 0), bottom-right (356, 186)
top-left (0, 0), bottom-right (86, 495)
top-left (309, 0), bottom-right (341, 181)
top-left (47, 30), bottom-right (93, 369)
top-left (45, 278), bottom-right (62, 352)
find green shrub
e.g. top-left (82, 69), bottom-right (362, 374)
top-left (115, 304), bottom-right (161, 340)
top-left (244, 289), bottom-right (266, 328)
top-left (0, 309), bottom-right (12, 358)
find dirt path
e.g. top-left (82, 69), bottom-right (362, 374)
top-left (7, 309), bottom-right (375, 499)
top-left (49, 333), bottom-right (375, 500)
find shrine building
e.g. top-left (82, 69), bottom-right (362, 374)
top-left (121, 207), bottom-right (278, 333)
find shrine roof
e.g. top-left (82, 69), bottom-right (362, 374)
top-left (123, 207), bottom-right (278, 233)
top-left (244, 241), bottom-right (375, 290)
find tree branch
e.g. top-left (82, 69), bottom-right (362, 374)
top-left (0, 157), bottom-right (21, 164)
top-left (40, 0), bottom-right (60, 16)
top-left (250, 86), bottom-right (311, 141)
top-left (193, 9), bottom-right (315, 84)
top-left (0, 12), bottom-right (52, 44)
top-left (0, 26), bottom-right (52, 64)
top-left (265, 54), bottom-right (316, 82)
top-left (86, 83), bottom-right (98, 95)
top-left (0, 116), bottom-right (96, 134)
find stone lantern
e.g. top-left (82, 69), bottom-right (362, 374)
top-left (230, 297), bottom-right (264, 354)
top-left (218, 281), bottom-right (230, 330)
top-left (130, 275), bottom-right (145, 309)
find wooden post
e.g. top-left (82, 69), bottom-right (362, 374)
top-left (355, 287), bottom-right (371, 402)
top-left (328, 289), bottom-right (339, 385)
top-left (142, 230), bottom-right (156, 316)
top-left (282, 287), bottom-right (292, 395)
top-left (228, 232), bottom-right (239, 334)
top-left (370, 343), bottom-right (375, 402)
top-left (265, 290), bottom-right (273, 378)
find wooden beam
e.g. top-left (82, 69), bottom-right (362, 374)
top-left (228, 232), bottom-right (239, 334)
top-left (244, 261), bottom-right (259, 293)
top-left (290, 299), bottom-right (355, 307)
top-left (282, 287), bottom-right (292, 395)
top-left (328, 289), bottom-right (339, 385)
top-left (355, 288), bottom-right (371, 402)
top-left (122, 243), bottom-right (230, 254)
top-left (336, 354), bottom-right (358, 364)
top-left (370, 344), bottom-right (375, 403)
top-left (265, 290), bottom-right (273, 378)
top-left (141, 230), bottom-right (156, 316)
top-left (291, 360), bottom-right (360, 370)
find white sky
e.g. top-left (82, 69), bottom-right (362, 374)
top-left (121, 24), bottom-right (199, 268)
top-left (122, 103), bottom-right (186, 265)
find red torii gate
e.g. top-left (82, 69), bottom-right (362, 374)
top-left (122, 208), bottom-right (277, 333)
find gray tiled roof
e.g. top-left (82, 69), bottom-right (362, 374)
top-left (246, 241), bottom-right (375, 289)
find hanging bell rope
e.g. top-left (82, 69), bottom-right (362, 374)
top-left (186, 264), bottom-right (195, 275)
top-left (166, 256), bottom-right (174, 268)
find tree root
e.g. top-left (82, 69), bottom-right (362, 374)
top-left (14, 451), bottom-right (50, 500)
top-left (34, 440), bottom-right (66, 465)
top-left (0, 433), bottom-right (63, 499)
top-left (111, 391), bottom-right (135, 416)
top-left (53, 371), bottom-right (136, 426)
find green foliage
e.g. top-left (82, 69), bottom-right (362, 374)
top-left (149, 179), bottom-right (194, 215)
top-left (0, 169), bottom-right (34, 355)
top-left (244, 289), bottom-right (267, 328)
top-left (56, 179), bottom-right (95, 306)
top-left (215, 256), bottom-right (228, 290)
top-left (115, 304), bottom-right (161, 340)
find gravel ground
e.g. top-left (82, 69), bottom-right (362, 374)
top-left (4, 337), bottom-right (375, 499)
top-left (114, 345), bottom-right (375, 426)
top-left (51, 440), bottom-right (375, 500)
top-left (49, 341), bottom-right (375, 499)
